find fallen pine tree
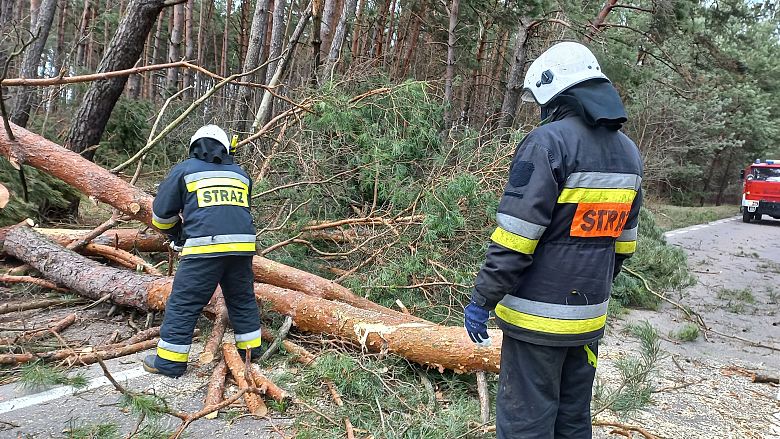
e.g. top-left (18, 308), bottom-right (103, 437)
top-left (3, 225), bottom-right (501, 373)
top-left (0, 122), bottom-right (422, 322)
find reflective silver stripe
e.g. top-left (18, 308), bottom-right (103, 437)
top-left (565, 172), bottom-right (641, 190)
top-left (235, 329), bottom-right (261, 342)
top-left (158, 340), bottom-right (190, 353)
top-left (152, 212), bottom-right (179, 224)
top-left (499, 295), bottom-right (609, 320)
top-left (184, 171), bottom-right (250, 186)
top-left (496, 213), bottom-right (546, 240)
top-left (618, 226), bottom-right (638, 241)
top-left (183, 234), bottom-right (257, 248)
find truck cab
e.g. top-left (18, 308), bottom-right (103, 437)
top-left (741, 159), bottom-right (780, 223)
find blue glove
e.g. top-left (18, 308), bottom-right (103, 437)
top-left (464, 301), bottom-right (492, 347)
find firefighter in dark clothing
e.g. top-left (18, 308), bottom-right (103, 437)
top-left (463, 42), bottom-right (643, 438)
top-left (143, 124), bottom-right (262, 378)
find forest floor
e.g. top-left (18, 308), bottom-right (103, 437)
top-left (0, 212), bottom-right (778, 438)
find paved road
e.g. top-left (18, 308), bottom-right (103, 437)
top-left (627, 214), bottom-right (780, 368)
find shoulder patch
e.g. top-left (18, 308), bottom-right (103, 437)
top-left (509, 161), bottom-right (535, 187)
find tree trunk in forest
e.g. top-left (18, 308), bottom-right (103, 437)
top-left (221, 0), bottom-right (232, 77)
top-left (265, 0), bottom-right (286, 84)
top-left (254, 3), bottom-right (312, 129)
top-left (460, 19), bottom-right (490, 125)
top-left (0, 121), bottom-right (417, 322)
top-left (398, 1), bottom-right (424, 79)
top-left (498, 18), bottom-right (530, 132)
top-left (232, 0), bottom-right (270, 134)
top-left (310, 0), bottom-right (324, 81)
top-left (700, 150), bottom-right (721, 206)
top-left (30, 0), bottom-right (41, 34)
top-left (349, 0), bottom-right (364, 60)
top-left (10, 0), bottom-right (58, 127)
top-left (165, 3), bottom-right (184, 93)
top-left (4, 226), bottom-right (501, 374)
top-left (239, 0), bottom-right (250, 63)
top-left (65, 0), bottom-right (168, 164)
top-left (196, 0), bottom-right (208, 91)
top-left (442, 0), bottom-right (459, 128)
top-left (53, 0), bottom-right (67, 78)
top-left (319, 0), bottom-right (340, 58)
top-left (371, 0), bottom-right (391, 59)
top-left (715, 151), bottom-right (735, 206)
top-left (147, 15), bottom-right (165, 101)
top-left (182, 0), bottom-right (194, 94)
top-left (383, 0), bottom-right (397, 64)
top-left (322, 0), bottom-right (357, 78)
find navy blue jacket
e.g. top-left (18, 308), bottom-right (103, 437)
top-left (151, 140), bottom-right (256, 258)
top-left (472, 109), bottom-right (642, 347)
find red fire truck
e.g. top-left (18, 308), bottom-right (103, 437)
top-left (740, 159), bottom-right (780, 223)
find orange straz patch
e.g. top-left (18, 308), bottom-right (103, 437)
top-left (570, 203), bottom-right (631, 238)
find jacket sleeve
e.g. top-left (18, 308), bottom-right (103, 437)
top-left (152, 165), bottom-right (185, 240)
top-left (613, 187), bottom-right (642, 279)
top-left (472, 138), bottom-right (562, 310)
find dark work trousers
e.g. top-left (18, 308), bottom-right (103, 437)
top-left (154, 256), bottom-right (261, 376)
top-left (496, 336), bottom-right (599, 439)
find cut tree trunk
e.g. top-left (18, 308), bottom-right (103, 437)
top-left (222, 343), bottom-right (268, 415)
top-left (5, 227), bottom-right (501, 373)
top-left (203, 359), bottom-right (227, 419)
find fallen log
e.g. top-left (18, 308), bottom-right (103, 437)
top-left (82, 243), bottom-right (161, 275)
top-left (199, 292), bottom-right (228, 365)
top-left (0, 125), bottom-right (419, 321)
top-left (249, 364), bottom-right (290, 403)
top-left (0, 313), bottom-right (77, 345)
top-left (0, 297), bottom-right (81, 315)
top-left (253, 284), bottom-right (501, 373)
top-left (204, 359), bottom-right (227, 419)
top-left (222, 343), bottom-right (268, 416)
top-left (3, 226), bottom-right (172, 312)
top-left (0, 338), bottom-right (158, 365)
top-left (0, 275), bottom-right (67, 292)
top-left (6, 226), bottom-right (501, 373)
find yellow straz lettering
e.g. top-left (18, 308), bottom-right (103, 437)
top-left (196, 187), bottom-right (249, 207)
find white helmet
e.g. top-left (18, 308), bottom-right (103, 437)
top-left (190, 125), bottom-right (230, 154)
top-left (521, 42), bottom-right (609, 106)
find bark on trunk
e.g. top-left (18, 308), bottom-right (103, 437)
top-left (442, 0), bottom-right (459, 128)
top-left (222, 343), bottom-right (268, 415)
top-left (323, 0), bottom-right (357, 76)
top-left (165, 3), bottom-right (184, 92)
top-left (265, 0), bottom-right (286, 84)
top-left (65, 0), bottom-right (168, 161)
top-left (182, 0), bottom-right (194, 94)
top-left (3, 226), bottom-right (173, 311)
top-left (498, 18), bottom-right (529, 132)
top-left (203, 359), bottom-right (227, 419)
top-left (232, 0), bottom-right (270, 134)
top-left (253, 283), bottom-right (501, 373)
top-left (10, 0), bottom-right (58, 127)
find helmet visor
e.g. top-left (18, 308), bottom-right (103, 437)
top-left (521, 89), bottom-right (537, 103)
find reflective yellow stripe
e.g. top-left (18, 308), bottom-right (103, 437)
top-left (558, 188), bottom-right (637, 204)
top-left (236, 337), bottom-right (262, 350)
top-left (152, 218), bottom-right (177, 230)
top-left (495, 303), bottom-right (607, 335)
top-left (491, 227), bottom-right (538, 254)
top-left (186, 177), bottom-right (248, 192)
top-left (615, 240), bottom-right (637, 254)
top-left (157, 347), bottom-right (189, 362)
top-left (180, 242), bottom-right (256, 256)
top-left (584, 344), bottom-right (598, 368)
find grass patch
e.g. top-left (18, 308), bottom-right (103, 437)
top-left (716, 287), bottom-right (755, 303)
top-left (645, 202), bottom-right (738, 231)
top-left (670, 323), bottom-right (700, 342)
top-left (63, 421), bottom-right (120, 439)
top-left (18, 361), bottom-right (88, 391)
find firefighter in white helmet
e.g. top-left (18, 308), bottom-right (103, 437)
top-left (144, 124), bottom-right (261, 377)
top-left (464, 42), bottom-right (643, 438)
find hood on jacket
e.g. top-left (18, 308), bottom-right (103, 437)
top-left (189, 137), bottom-right (233, 164)
top-left (542, 79), bottom-right (628, 130)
